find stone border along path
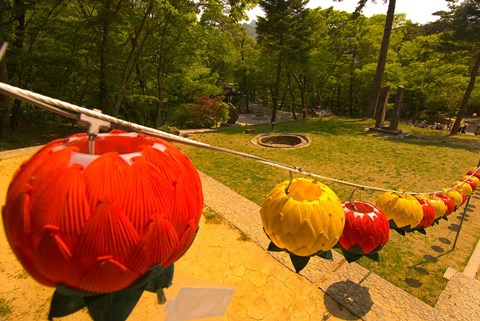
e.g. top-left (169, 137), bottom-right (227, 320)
top-left (2, 146), bottom-right (480, 320)
top-left (200, 172), bottom-right (480, 321)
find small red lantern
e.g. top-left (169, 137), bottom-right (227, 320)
top-left (2, 130), bottom-right (203, 318)
top-left (462, 176), bottom-right (479, 192)
top-left (435, 193), bottom-right (455, 217)
top-left (467, 168), bottom-right (480, 180)
top-left (339, 201), bottom-right (390, 262)
top-left (414, 199), bottom-right (436, 233)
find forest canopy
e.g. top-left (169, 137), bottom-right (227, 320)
top-left (0, 0), bottom-right (479, 134)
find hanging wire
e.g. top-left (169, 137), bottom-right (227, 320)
top-left (285, 171), bottom-right (294, 195)
top-left (0, 82), bottom-right (478, 196)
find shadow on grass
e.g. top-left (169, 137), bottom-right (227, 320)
top-left (213, 117), bottom-right (480, 153)
top-left (405, 278), bottom-right (422, 288)
top-left (217, 117), bottom-right (373, 137)
top-left (386, 133), bottom-right (480, 153)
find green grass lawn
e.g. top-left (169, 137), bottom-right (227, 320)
top-left (177, 116), bottom-right (480, 306)
top-left (2, 116), bottom-right (479, 306)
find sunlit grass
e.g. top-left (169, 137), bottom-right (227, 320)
top-left (178, 116), bottom-right (480, 306)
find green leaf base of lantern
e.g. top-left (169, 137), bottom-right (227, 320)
top-left (340, 245), bottom-right (382, 263)
top-left (389, 220), bottom-right (421, 236)
top-left (267, 241), bottom-right (333, 273)
top-left (48, 265), bottom-right (174, 321)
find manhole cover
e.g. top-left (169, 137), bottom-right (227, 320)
top-left (251, 134), bottom-right (311, 149)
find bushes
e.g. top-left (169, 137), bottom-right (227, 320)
top-left (171, 96), bottom-right (230, 128)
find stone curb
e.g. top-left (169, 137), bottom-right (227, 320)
top-left (3, 146), bottom-right (479, 320)
top-left (0, 146), bottom-right (41, 160)
top-left (199, 172), bottom-right (454, 321)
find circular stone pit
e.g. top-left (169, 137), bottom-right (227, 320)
top-left (251, 134), bottom-right (311, 149)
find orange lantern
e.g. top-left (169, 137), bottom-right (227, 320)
top-left (2, 130), bottom-right (203, 319)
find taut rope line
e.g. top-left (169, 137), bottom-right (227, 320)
top-left (0, 82), bottom-right (478, 196)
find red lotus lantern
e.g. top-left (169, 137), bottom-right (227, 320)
top-left (414, 199), bottom-right (436, 233)
top-left (2, 130), bottom-right (203, 319)
top-left (467, 168), bottom-right (480, 180)
top-left (462, 176), bottom-right (479, 192)
top-left (339, 201), bottom-right (390, 262)
top-left (435, 193), bottom-right (455, 217)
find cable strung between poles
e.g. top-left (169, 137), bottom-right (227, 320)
top-left (0, 82), bottom-right (478, 196)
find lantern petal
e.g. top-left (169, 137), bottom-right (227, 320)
top-left (79, 257), bottom-right (139, 293)
top-left (83, 152), bottom-right (130, 211)
top-left (75, 198), bottom-right (139, 271)
top-left (59, 164), bottom-right (91, 249)
top-left (30, 154), bottom-right (79, 247)
top-left (32, 226), bottom-right (83, 288)
top-left (121, 157), bottom-right (175, 235)
top-left (163, 220), bottom-right (198, 267)
top-left (6, 139), bottom-right (67, 200)
top-left (2, 184), bottom-right (32, 253)
top-left (127, 215), bottom-right (180, 274)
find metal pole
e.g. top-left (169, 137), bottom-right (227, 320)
top-left (451, 195), bottom-right (471, 251)
top-left (451, 159), bottom-right (480, 251)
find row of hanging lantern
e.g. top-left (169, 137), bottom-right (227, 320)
top-left (1, 125), bottom-right (478, 318)
top-left (260, 168), bottom-right (479, 272)
top-left (1, 80), bottom-right (479, 320)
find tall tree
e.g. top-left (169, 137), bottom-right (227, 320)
top-left (443, 0), bottom-right (480, 135)
top-left (256, 0), bottom-right (310, 126)
top-left (365, 0), bottom-right (396, 117)
top-left (0, 43), bottom-right (9, 138)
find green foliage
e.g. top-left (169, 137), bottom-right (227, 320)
top-left (2, 0), bottom-right (480, 130)
top-left (171, 96), bottom-right (229, 128)
top-left (0, 297), bottom-right (11, 316)
top-left (158, 125), bottom-right (180, 135)
top-left (179, 117), bottom-right (480, 306)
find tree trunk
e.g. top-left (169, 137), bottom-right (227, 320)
top-left (450, 50), bottom-right (480, 135)
top-left (287, 72), bottom-right (297, 121)
top-left (113, 1), bottom-right (154, 116)
top-left (271, 52), bottom-right (282, 128)
top-left (0, 56), bottom-right (9, 138)
top-left (366, 0), bottom-right (396, 118)
top-left (99, 0), bottom-right (113, 112)
top-left (240, 34), bottom-right (250, 113)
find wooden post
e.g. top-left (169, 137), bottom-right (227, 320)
top-left (389, 86), bottom-right (404, 131)
top-left (375, 86), bottom-right (390, 128)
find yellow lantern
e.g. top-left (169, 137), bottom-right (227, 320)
top-left (452, 181), bottom-right (473, 196)
top-left (446, 189), bottom-right (465, 208)
top-left (463, 175), bottom-right (479, 187)
top-left (426, 194), bottom-right (448, 221)
top-left (260, 178), bottom-right (344, 272)
top-left (376, 192), bottom-right (423, 231)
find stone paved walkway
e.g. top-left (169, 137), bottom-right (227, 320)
top-left (199, 172), bottom-right (480, 321)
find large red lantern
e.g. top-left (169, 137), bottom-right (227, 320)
top-left (339, 201), bottom-right (390, 262)
top-left (2, 130), bottom-right (203, 319)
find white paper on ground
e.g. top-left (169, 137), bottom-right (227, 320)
top-left (164, 286), bottom-right (235, 321)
